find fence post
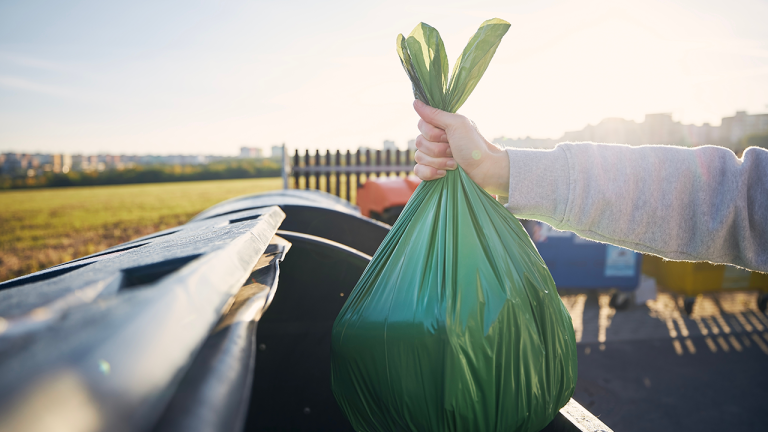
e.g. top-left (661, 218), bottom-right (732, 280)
top-left (364, 149), bottom-right (371, 186)
top-left (356, 150), bottom-right (362, 188)
top-left (405, 148), bottom-right (411, 168)
top-left (324, 150), bottom-right (331, 193)
top-left (293, 149), bottom-right (300, 189)
top-left (385, 149), bottom-right (391, 177)
top-left (345, 150), bottom-right (352, 201)
top-left (281, 143), bottom-right (289, 190)
top-left (394, 149), bottom-right (400, 176)
top-left (335, 150), bottom-right (341, 197)
top-left (304, 150), bottom-right (310, 190)
top-left (314, 150), bottom-right (321, 191)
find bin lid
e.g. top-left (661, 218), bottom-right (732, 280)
top-left (191, 189), bottom-right (359, 221)
top-left (0, 206), bottom-right (286, 431)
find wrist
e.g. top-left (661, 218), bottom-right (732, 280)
top-left (478, 148), bottom-right (509, 196)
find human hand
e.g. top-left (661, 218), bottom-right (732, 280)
top-left (412, 99), bottom-right (510, 196)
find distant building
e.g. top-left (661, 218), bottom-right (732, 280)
top-left (407, 139), bottom-right (417, 152)
top-left (271, 145), bottom-right (283, 159)
top-left (52, 154), bottom-right (62, 173)
top-left (383, 140), bottom-right (397, 151)
top-left (104, 154), bottom-right (121, 169)
top-left (240, 147), bottom-right (263, 158)
top-left (557, 110), bottom-right (768, 150)
top-left (85, 155), bottom-right (98, 171)
top-left (1, 154), bottom-right (18, 175)
top-left (70, 155), bottom-right (84, 171)
top-left (560, 117), bottom-right (643, 145)
top-left (720, 111), bottom-right (768, 149)
top-left (62, 154), bottom-right (72, 173)
top-left (683, 122), bottom-right (719, 148)
top-left (0, 152), bottom-right (236, 178)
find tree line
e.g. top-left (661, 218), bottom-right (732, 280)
top-left (0, 158), bottom-right (282, 190)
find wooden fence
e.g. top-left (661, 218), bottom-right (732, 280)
top-left (291, 149), bottom-right (414, 202)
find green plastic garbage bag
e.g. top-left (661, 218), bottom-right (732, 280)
top-left (331, 19), bottom-right (577, 432)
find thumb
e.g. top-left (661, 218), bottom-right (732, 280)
top-left (413, 99), bottom-right (456, 130)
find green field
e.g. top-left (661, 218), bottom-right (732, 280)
top-left (0, 178), bottom-right (283, 283)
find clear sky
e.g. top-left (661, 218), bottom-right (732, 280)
top-left (1, 0), bottom-right (767, 156)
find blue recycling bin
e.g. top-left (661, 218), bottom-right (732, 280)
top-left (523, 221), bottom-right (642, 292)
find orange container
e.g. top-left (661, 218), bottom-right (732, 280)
top-left (357, 176), bottom-right (421, 224)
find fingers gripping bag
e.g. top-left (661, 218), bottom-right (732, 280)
top-left (331, 19), bottom-right (577, 432)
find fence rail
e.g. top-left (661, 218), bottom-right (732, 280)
top-left (291, 149), bottom-right (414, 202)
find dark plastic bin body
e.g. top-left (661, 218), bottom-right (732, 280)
top-left (525, 221), bottom-right (642, 292)
top-left (0, 190), bottom-right (612, 432)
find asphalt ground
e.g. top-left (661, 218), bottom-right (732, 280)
top-left (561, 290), bottom-right (768, 432)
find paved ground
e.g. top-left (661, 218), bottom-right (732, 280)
top-left (560, 290), bottom-right (768, 432)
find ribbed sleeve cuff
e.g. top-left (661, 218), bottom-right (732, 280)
top-left (505, 146), bottom-right (570, 225)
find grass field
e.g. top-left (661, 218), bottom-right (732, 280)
top-left (0, 178), bottom-right (283, 283)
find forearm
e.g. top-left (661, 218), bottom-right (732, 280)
top-left (505, 143), bottom-right (768, 273)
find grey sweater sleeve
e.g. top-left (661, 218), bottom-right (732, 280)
top-left (505, 143), bottom-right (768, 273)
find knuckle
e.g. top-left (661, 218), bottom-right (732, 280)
top-left (414, 164), bottom-right (432, 180)
top-left (416, 135), bottom-right (436, 155)
top-left (429, 128), bottom-right (443, 142)
top-left (413, 150), bottom-right (424, 164)
top-left (413, 166), bottom-right (424, 180)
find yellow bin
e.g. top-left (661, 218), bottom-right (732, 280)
top-left (642, 255), bottom-right (768, 312)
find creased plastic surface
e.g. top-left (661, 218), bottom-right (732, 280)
top-left (331, 19), bottom-right (577, 432)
